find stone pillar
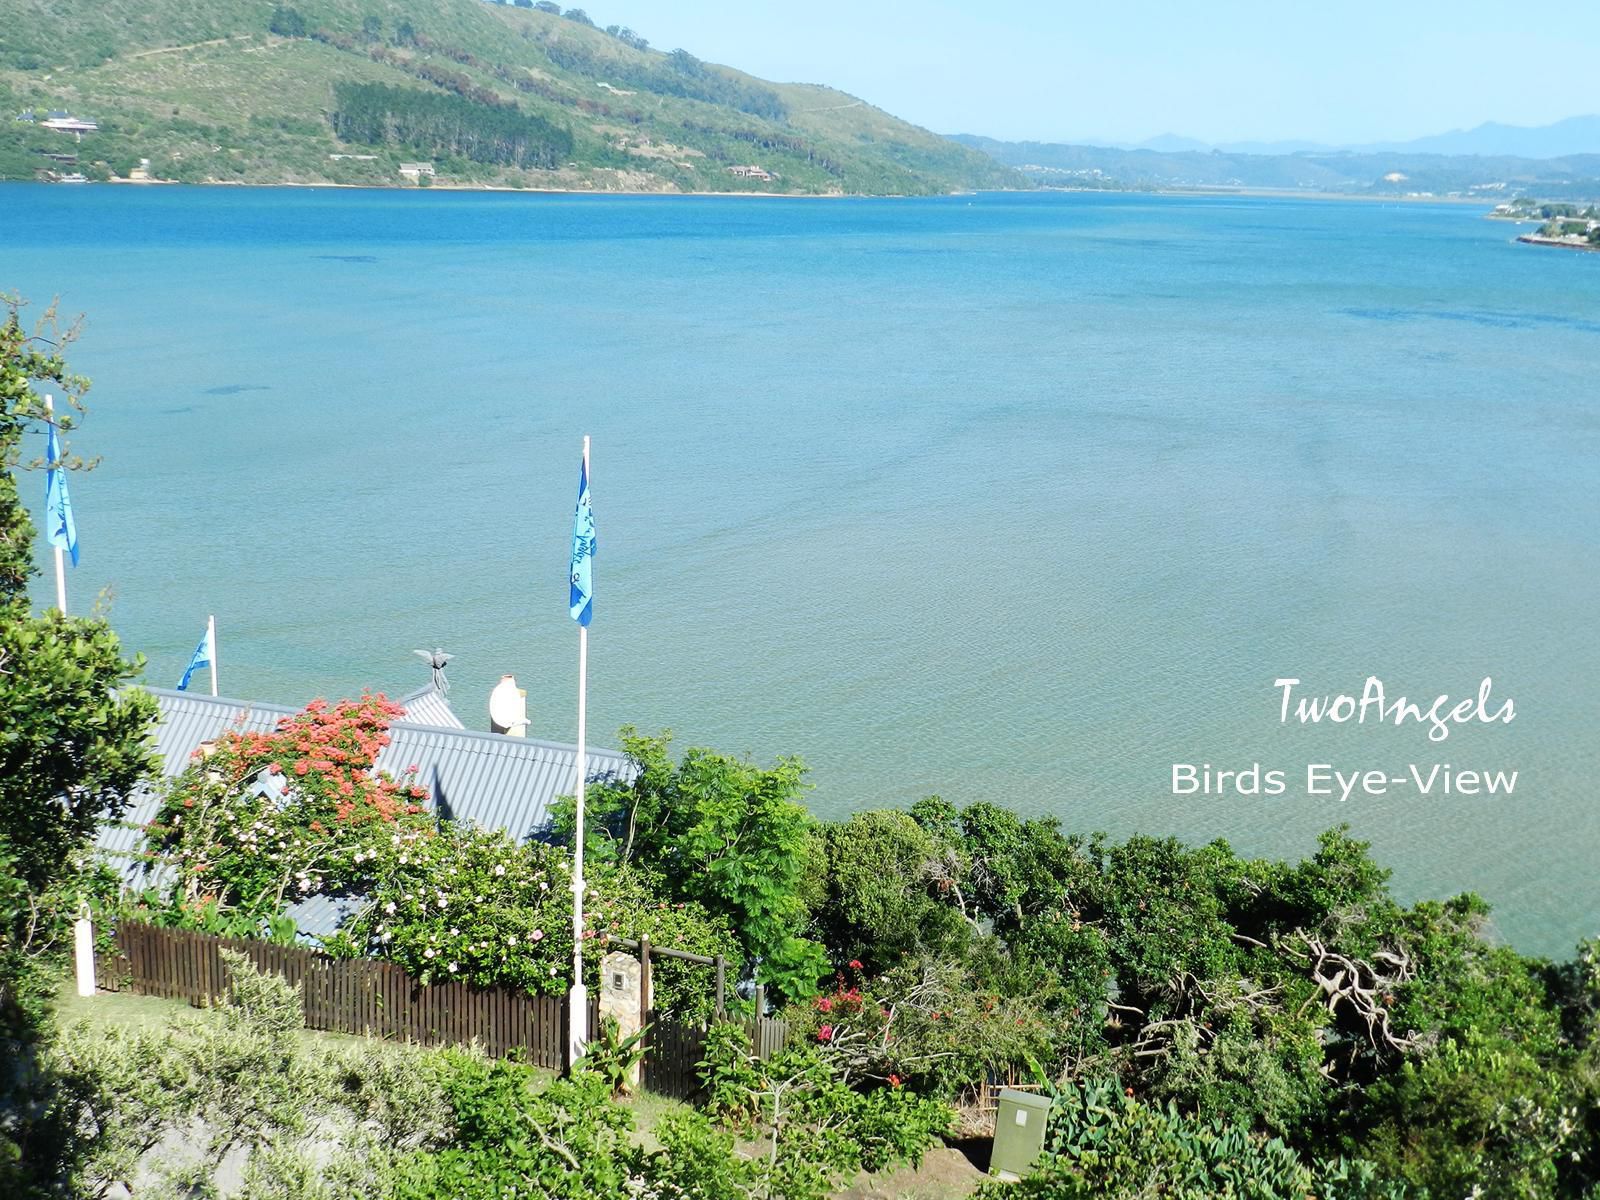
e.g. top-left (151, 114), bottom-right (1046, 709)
top-left (599, 950), bottom-right (645, 1088)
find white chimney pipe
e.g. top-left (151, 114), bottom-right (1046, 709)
top-left (488, 674), bottom-right (529, 737)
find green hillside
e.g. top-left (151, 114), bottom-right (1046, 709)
top-left (0, 0), bottom-right (1021, 194)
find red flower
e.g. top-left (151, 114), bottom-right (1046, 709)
top-left (848, 959), bottom-right (863, 970)
top-left (817, 1024), bottom-right (833, 1042)
top-left (888, 1074), bottom-right (901, 1087)
top-left (816, 997), bottom-right (833, 1013)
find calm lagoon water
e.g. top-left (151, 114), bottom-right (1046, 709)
top-left (4, 185), bottom-right (1597, 955)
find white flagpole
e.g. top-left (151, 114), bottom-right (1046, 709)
top-left (208, 614), bottom-right (218, 697)
top-left (569, 434), bottom-right (590, 1069)
top-left (45, 394), bottom-right (66, 614)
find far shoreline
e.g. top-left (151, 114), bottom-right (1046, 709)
top-left (27, 176), bottom-right (1504, 207)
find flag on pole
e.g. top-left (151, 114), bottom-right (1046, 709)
top-left (177, 623), bottom-right (213, 692)
top-left (44, 420), bottom-right (79, 567)
top-left (568, 454), bottom-right (595, 627)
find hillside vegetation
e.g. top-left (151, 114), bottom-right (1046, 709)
top-left (0, 0), bottom-right (1020, 194)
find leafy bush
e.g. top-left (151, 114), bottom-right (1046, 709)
top-left (697, 1023), bottom-right (952, 1199)
top-left (785, 957), bottom-right (1056, 1098)
top-left (10, 951), bottom-right (462, 1198)
top-left (975, 1079), bottom-right (1412, 1200)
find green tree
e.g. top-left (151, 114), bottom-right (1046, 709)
top-left (571, 730), bottom-right (826, 1002)
top-left (814, 810), bottom-right (966, 969)
top-left (267, 5), bottom-right (306, 38)
top-left (0, 298), bottom-right (157, 1035)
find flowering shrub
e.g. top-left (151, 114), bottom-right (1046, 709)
top-left (335, 823), bottom-right (573, 991)
top-left (333, 827), bottom-right (738, 1015)
top-left (143, 694), bottom-right (431, 932)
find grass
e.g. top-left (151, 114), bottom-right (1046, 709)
top-left (0, 0), bottom-right (1024, 193)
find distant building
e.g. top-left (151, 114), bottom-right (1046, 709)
top-left (15, 109), bottom-right (36, 123)
top-left (41, 111), bottom-right (99, 134)
top-left (399, 161), bottom-right (436, 180)
top-left (727, 164), bottom-right (773, 182)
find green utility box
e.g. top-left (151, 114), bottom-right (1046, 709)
top-left (990, 1087), bottom-right (1052, 1181)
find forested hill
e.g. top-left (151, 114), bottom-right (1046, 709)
top-left (0, 0), bottom-right (1021, 194)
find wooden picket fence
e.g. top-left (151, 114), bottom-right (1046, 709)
top-left (642, 1010), bottom-right (791, 1103)
top-left (98, 921), bottom-right (593, 1071)
top-left (96, 921), bottom-right (789, 1099)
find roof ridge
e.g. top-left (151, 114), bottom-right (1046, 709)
top-left (142, 686), bottom-right (624, 760)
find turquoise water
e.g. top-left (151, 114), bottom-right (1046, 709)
top-left (4, 185), bottom-right (1597, 956)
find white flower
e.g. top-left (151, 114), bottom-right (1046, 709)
top-left (424, 948), bottom-right (435, 959)
top-left (448, 963), bottom-right (458, 973)
top-left (450, 927), bottom-right (459, 936)
top-left (494, 864), bottom-right (505, 876)
top-left (538, 881), bottom-right (548, 892)
top-left (531, 929), bottom-right (544, 942)
top-left (507, 935), bottom-right (518, 946)
top-left (384, 901), bottom-right (396, 915)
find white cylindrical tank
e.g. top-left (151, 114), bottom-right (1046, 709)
top-left (488, 674), bottom-right (529, 737)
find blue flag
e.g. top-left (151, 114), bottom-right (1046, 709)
top-left (569, 455), bottom-right (595, 627)
top-left (177, 623), bottom-right (213, 692)
top-left (44, 420), bottom-right (79, 567)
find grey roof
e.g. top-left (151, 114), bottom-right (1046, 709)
top-left (97, 688), bottom-right (633, 927)
top-left (400, 681), bottom-right (464, 730)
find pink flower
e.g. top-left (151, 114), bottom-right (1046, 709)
top-left (817, 1023), bottom-right (834, 1042)
top-left (848, 959), bottom-right (863, 970)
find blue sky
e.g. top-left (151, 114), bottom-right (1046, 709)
top-left (582, 1), bottom-right (1596, 145)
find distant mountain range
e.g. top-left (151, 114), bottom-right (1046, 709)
top-left (950, 127), bottom-right (1600, 202)
top-left (1052, 115), bottom-right (1600, 162)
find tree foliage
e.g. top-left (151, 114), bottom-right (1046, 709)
top-left (329, 82), bottom-right (574, 170)
top-left (569, 729), bottom-right (827, 1003)
top-left (0, 297), bottom-right (157, 1040)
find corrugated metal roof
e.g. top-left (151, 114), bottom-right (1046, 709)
top-left (97, 693), bottom-right (298, 875)
top-left (97, 689), bottom-right (633, 909)
top-left (399, 681), bottom-right (464, 730)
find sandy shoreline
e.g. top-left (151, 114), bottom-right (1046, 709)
top-left (1515, 233), bottom-right (1600, 252)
